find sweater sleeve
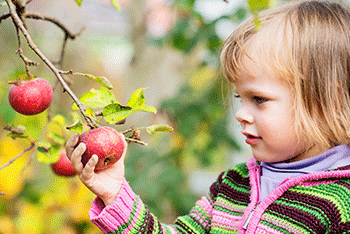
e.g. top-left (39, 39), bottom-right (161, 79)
top-left (89, 178), bottom-right (218, 233)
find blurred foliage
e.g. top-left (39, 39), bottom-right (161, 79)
top-left (0, 0), bottom-right (278, 233)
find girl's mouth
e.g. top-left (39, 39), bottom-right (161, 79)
top-left (242, 132), bottom-right (262, 145)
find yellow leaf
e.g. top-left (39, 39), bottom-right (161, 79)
top-left (0, 216), bottom-right (15, 234)
top-left (0, 136), bottom-right (31, 199)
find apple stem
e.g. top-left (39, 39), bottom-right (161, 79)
top-left (104, 158), bottom-right (110, 165)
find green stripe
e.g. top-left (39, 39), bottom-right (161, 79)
top-left (260, 219), bottom-right (298, 234)
top-left (112, 195), bottom-right (141, 233)
top-left (222, 178), bottom-right (250, 194)
top-left (276, 197), bottom-right (329, 226)
top-left (265, 209), bottom-right (314, 233)
top-left (290, 183), bottom-right (350, 222)
top-left (233, 163), bottom-right (249, 178)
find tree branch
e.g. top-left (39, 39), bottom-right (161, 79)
top-left (0, 13), bottom-right (11, 23)
top-left (0, 141), bottom-right (35, 171)
top-left (15, 26), bottom-right (37, 79)
top-left (5, 0), bottom-right (95, 128)
top-left (24, 13), bottom-right (85, 39)
top-left (4, 125), bottom-right (24, 135)
top-left (125, 137), bottom-right (148, 146)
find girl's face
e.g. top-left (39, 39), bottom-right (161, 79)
top-left (234, 64), bottom-right (312, 163)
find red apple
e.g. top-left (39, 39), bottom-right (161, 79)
top-left (51, 151), bottom-right (77, 177)
top-left (78, 126), bottom-right (125, 171)
top-left (8, 78), bottom-right (53, 115)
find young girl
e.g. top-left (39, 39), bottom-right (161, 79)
top-left (66, 0), bottom-right (350, 233)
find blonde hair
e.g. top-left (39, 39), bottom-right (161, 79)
top-left (221, 0), bottom-right (350, 151)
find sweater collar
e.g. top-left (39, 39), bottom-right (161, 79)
top-left (260, 144), bottom-right (350, 174)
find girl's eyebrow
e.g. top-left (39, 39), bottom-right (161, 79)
top-left (236, 88), bottom-right (271, 97)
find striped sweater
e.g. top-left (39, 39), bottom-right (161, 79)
top-left (89, 157), bottom-right (350, 233)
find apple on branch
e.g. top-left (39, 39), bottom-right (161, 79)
top-left (8, 77), bottom-right (53, 115)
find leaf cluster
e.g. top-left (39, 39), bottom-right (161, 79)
top-left (154, 0), bottom-right (248, 57)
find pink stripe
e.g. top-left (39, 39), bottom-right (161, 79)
top-left (215, 199), bottom-right (246, 213)
top-left (89, 178), bottom-right (142, 233)
top-left (238, 158), bottom-right (261, 234)
top-left (260, 214), bottom-right (303, 233)
top-left (212, 211), bottom-right (243, 229)
top-left (255, 223), bottom-right (285, 234)
top-left (123, 196), bottom-right (144, 233)
top-left (303, 180), bottom-right (335, 186)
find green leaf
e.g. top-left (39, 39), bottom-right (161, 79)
top-left (48, 133), bottom-right (65, 145)
top-left (110, 0), bottom-right (121, 10)
top-left (127, 88), bottom-right (146, 107)
top-left (144, 124), bottom-right (174, 135)
top-left (66, 119), bottom-right (83, 134)
top-left (72, 87), bottom-right (118, 111)
top-left (36, 141), bottom-right (51, 154)
top-left (36, 142), bottom-right (61, 164)
top-left (75, 73), bottom-right (113, 89)
top-left (75, 0), bottom-right (83, 6)
top-left (127, 88), bottom-right (157, 114)
top-left (133, 105), bottom-right (157, 114)
top-left (7, 133), bottom-right (28, 139)
top-left (102, 104), bottom-right (132, 124)
top-left (85, 108), bottom-right (96, 119)
top-left (5, 125), bottom-right (28, 139)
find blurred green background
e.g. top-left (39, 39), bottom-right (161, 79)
top-left (0, 0), bottom-right (280, 233)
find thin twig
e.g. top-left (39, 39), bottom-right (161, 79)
top-left (125, 137), bottom-right (148, 146)
top-left (0, 141), bottom-right (35, 171)
top-left (0, 13), bottom-right (11, 23)
top-left (24, 13), bottom-right (84, 39)
top-left (4, 125), bottom-right (24, 135)
top-left (56, 33), bottom-right (68, 68)
top-left (15, 26), bottom-right (37, 78)
top-left (5, 0), bottom-right (95, 128)
top-left (24, 13), bottom-right (85, 70)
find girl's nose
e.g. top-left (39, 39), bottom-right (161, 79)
top-left (235, 107), bottom-right (254, 124)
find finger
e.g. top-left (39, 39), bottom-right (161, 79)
top-left (119, 133), bottom-right (128, 160)
top-left (81, 155), bottom-right (98, 183)
top-left (66, 133), bottom-right (79, 160)
top-left (71, 143), bottom-right (85, 173)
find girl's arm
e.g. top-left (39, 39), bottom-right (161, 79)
top-left (66, 134), bottom-right (221, 233)
top-left (89, 178), bottom-right (215, 233)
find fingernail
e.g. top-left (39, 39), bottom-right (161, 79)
top-left (78, 142), bottom-right (86, 149)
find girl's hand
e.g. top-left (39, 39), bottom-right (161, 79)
top-left (65, 133), bottom-right (128, 206)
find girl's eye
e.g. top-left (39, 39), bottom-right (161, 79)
top-left (234, 94), bottom-right (242, 102)
top-left (253, 96), bottom-right (268, 104)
